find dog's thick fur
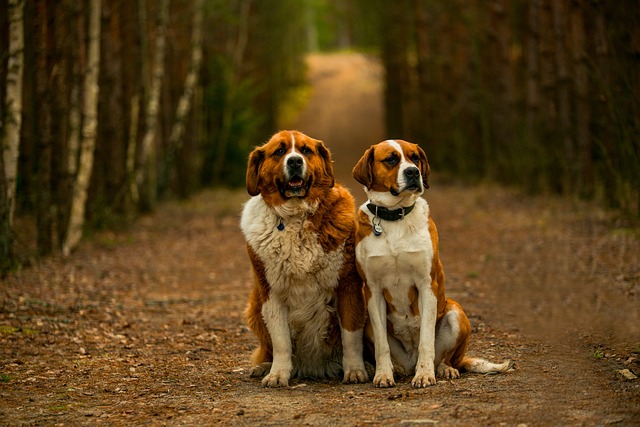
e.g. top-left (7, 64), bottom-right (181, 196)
top-left (353, 139), bottom-right (512, 388)
top-left (241, 130), bottom-right (368, 387)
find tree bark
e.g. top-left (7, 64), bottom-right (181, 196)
top-left (168, 0), bottom-right (204, 151)
top-left (137, 0), bottom-right (169, 211)
top-left (570, 0), bottom-right (592, 197)
top-left (63, 0), bottom-right (102, 256)
top-left (2, 0), bottom-right (24, 228)
top-left (1, 0), bottom-right (24, 268)
top-left (35, 0), bottom-right (53, 256)
top-left (525, 0), bottom-right (541, 137)
top-left (412, 0), bottom-right (433, 148)
top-left (380, 0), bottom-right (411, 137)
top-left (551, 0), bottom-right (574, 192)
top-left (488, 0), bottom-right (515, 179)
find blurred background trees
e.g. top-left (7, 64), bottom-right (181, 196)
top-left (1, 0), bottom-right (638, 270)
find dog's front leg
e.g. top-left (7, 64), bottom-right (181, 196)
top-left (340, 327), bottom-right (368, 383)
top-left (368, 288), bottom-right (396, 387)
top-left (261, 297), bottom-right (292, 387)
top-left (412, 287), bottom-right (438, 388)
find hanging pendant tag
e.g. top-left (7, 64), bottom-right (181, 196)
top-left (277, 218), bottom-right (285, 231)
top-left (372, 214), bottom-right (383, 236)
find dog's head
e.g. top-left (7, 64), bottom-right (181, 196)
top-left (246, 130), bottom-right (335, 204)
top-left (352, 139), bottom-right (430, 206)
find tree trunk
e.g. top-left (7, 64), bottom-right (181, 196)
top-left (35, 0), bottom-right (53, 256)
top-left (168, 0), bottom-right (204, 152)
top-left (380, 0), bottom-right (412, 137)
top-left (98, 0), bottom-right (125, 213)
top-left (551, 0), bottom-right (574, 193)
top-left (488, 0), bottom-right (515, 180)
top-left (137, 0), bottom-right (169, 212)
top-left (52, 0), bottom-right (72, 248)
top-left (570, 0), bottom-right (592, 198)
top-left (1, 0), bottom-right (24, 269)
top-left (525, 0), bottom-right (541, 137)
top-left (66, 1), bottom-right (85, 191)
top-left (2, 0), bottom-right (24, 228)
top-left (412, 0), bottom-right (433, 148)
top-left (63, 0), bottom-right (101, 256)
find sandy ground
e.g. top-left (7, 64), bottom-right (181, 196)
top-left (1, 53), bottom-right (639, 426)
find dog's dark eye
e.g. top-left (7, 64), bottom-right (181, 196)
top-left (300, 146), bottom-right (313, 155)
top-left (384, 156), bottom-right (399, 166)
top-left (274, 147), bottom-right (286, 156)
top-left (410, 153), bottom-right (420, 163)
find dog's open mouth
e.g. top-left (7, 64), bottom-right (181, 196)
top-left (278, 176), bottom-right (311, 198)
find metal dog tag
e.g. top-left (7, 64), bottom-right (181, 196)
top-left (372, 206), bottom-right (383, 236)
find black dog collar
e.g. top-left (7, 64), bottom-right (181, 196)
top-left (366, 203), bottom-right (415, 222)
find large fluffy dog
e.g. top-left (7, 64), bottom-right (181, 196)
top-left (240, 130), bottom-right (368, 387)
top-left (353, 139), bottom-right (511, 388)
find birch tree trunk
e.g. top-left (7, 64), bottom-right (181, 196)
top-left (1, 0), bottom-right (24, 269)
top-left (62, 0), bottom-right (101, 256)
top-left (168, 0), bottom-right (204, 151)
top-left (137, 0), bottom-right (169, 211)
top-left (2, 0), bottom-right (24, 228)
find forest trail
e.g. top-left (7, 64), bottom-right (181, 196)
top-left (284, 52), bottom-right (385, 199)
top-left (2, 53), bottom-right (639, 426)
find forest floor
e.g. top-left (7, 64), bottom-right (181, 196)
top-left (2, 53), bottom-right (640, 426)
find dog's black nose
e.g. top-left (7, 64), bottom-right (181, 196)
top-left (404, 167), bottom-right (420, 180)
top-left (287, 156), bottom-right (304, 169)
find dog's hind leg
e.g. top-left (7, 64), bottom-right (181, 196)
top-left (438, 298), bottom-right (513, 376)
top-left (434, 299), bottom-right (469, 379)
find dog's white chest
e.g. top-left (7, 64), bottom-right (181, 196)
top-left (356, 200), bottom-right (434, 290)
top-left (241, 196), bottom-right (344, 298)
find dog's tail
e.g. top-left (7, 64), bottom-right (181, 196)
top-left (458, 357), bottom-right (514, 374)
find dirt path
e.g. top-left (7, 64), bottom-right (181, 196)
top-left (2, 53), bottom-right (639, 426)
top-left (285, 53), bottom-right (385, 200)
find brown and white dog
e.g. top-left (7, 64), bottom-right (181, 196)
top-left (240, 130), bottom-right (368, 387)
top-left (352, 139), bottom-right (512, 388)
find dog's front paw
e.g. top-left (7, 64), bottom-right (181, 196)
top-left (437, 363), bottom-right (460, 379)
top-left (250, 362), bottom-right (272, 378)
top-left (411, 371), bottom-right (436, 388)
top-left (373, 370), bottom-right (396, 388)
top-left (261, 369), bottom-right (290, 388)
top-left (343, 367), bottom-right (368, 384)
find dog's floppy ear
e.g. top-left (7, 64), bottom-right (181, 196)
top-left (246, 147), bottom-right (265, 196)
top-left (316, 140), bottom-right (335, 188)
top-left (417, 145), bottom-right (430, 189)
top-left (352, 146), bottom-right (375, 188)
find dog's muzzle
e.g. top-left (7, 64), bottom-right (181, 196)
top-left (391, 167), bottom-right (422, 196)
top-left (279, 155), bottom-right (310, 198)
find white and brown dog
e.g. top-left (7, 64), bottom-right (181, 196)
top-left (240, 130), bottom-right (368, 387)
top-left (352, 139), bottom-right (512, 388)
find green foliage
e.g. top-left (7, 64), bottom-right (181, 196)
top-left (201, 55), bottom-right (264, 188)
top-left (593, 347), bottom-right (605, 360)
